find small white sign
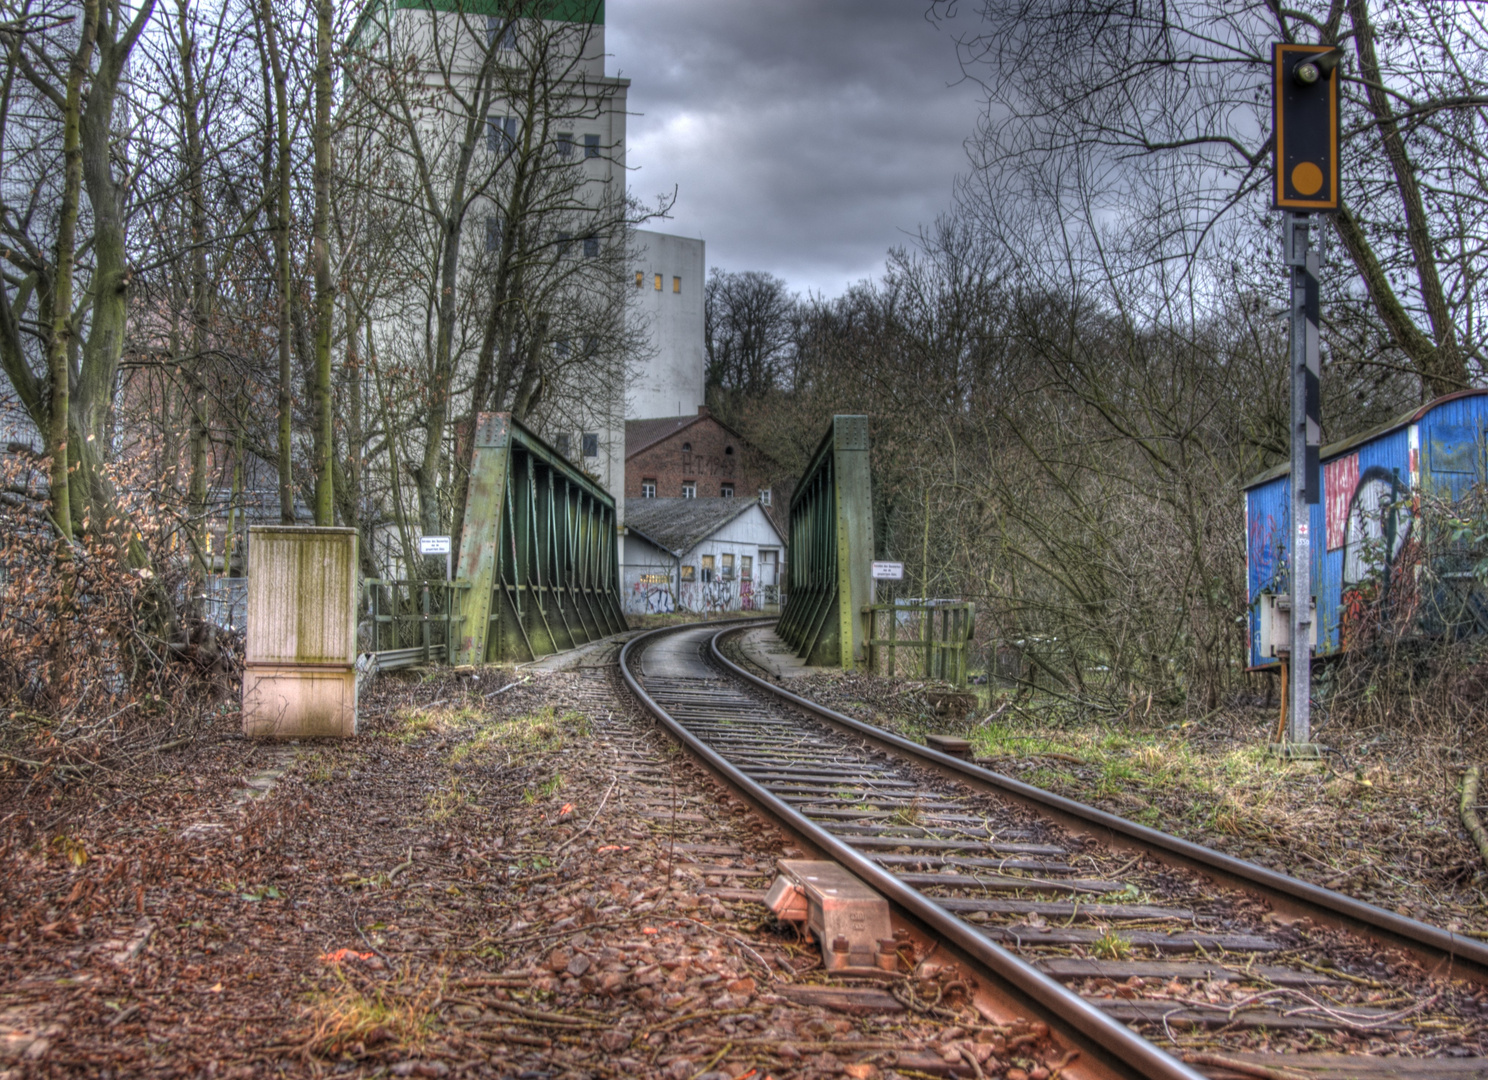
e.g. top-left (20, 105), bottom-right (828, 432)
top-left (871, 561), bottom-right (905, 580)
top-left (419, 535), bottom-right (452, 556)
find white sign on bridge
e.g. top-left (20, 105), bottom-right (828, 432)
top-left (870, 561), bottom-right (904, 580)
top-left (419, 535), bottom-right (451, 556)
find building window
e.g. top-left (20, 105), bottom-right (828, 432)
top-left (681, 482), bottom-right (696, 499)
top-left (485, 214), bottom-right (503, 253)
top-left (641, 480), bottom-right (656, 498)
top-left (720, 484), bottom-right (734, 498)
top-left (582, 432), bottom-right (599, 457)
top-left (555, 231), bottom-right (572, 258)
top-left (487, 17), bottom-right (516, 50)
top-left (680, 564), bottom-right (695, 582)
top-left (654, 273), bottom-right (662, 291)
top-left (635, 271), bottom-right (644, 287)
top-left (724, 445), bottom-right (733, 455)
top-left (487, 115), bottom-right (516, 154)
top-left (556, 132), bottom-right (574, 158)
top-left (721, 553), bottom-right (734, 579)
top-left (583, 235), bottom-right (599, 258)
top-left (681, 442), bottom-right (691, 452)
top-left (741, 555), bottom-right (753, 580)
top-left (554, 338), bottom-right (570, 357)
top-left (584, 133), bottom-right (600, 159)
top-left (555, 433), bottom-right (571, 458)
top-left (672, 276), bottom-right (681, 294)
top-left (759, 488), bottom-right (771, 506)
top-left (701, 555), bottom-right (715, 583)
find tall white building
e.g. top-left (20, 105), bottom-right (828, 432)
top-left (629, 230), bottom-right (707, 422)
top-left (351, 2), bottom-right (706, 535)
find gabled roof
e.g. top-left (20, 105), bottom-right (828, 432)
top-left (624, 410), bottom-right (754, 460)
top-left (623, 497), bottom-right (781, 556)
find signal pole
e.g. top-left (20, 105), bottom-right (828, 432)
top-left (1271, 41), bottom-right (1340, 751)
top-left (1283, 213), bottom-right (1320, 746)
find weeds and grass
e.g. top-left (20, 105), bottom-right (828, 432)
top-left (301, 971), bottom-right (436, 1058)
top-left (1090, 930), bottom-right (1132, 960)
top-left (522, 774), bottom-right (565, 804)
top-left (448, 705), bottom-right (582, 764)
top-left (426, 776), bottom-right (478, 821)
top-left (391, 704), bottom-right (484, 745)
top-left (891, 802), bottom-right (924, 827)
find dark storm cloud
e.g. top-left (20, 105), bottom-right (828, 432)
top-left (607, 1), bottom-right (983, 298)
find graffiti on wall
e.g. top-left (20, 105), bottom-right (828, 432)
top-left (677, 580), bottom-right (737, 612)
top-left (625, 572), bottom-right (676, 614)
top-left (680, 452), bottom-right (736, 479)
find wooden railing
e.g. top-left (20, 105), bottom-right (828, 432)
top-left (860, 601), bottom-right (975, 689)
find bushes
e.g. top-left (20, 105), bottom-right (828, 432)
top-left (0, 454), bottom-right (225, 765)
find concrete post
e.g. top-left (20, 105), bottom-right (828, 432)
top-left (242, 526), bottom-right (359, 738)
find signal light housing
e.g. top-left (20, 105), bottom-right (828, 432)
top-left (1272, 43), bottom-right (1341, 212)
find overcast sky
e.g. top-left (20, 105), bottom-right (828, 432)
top-left (606, 1), bottom-right (984, 300)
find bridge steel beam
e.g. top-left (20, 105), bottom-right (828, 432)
top-left (453, 413), bottom-right (626, 665)
top-left (778, 415), bottom-right (874, 668)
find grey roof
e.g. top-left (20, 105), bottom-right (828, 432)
top-left (1243, 387), bottom-right (1488, 490)
top-left (624, 497), bottom-right (772, 556)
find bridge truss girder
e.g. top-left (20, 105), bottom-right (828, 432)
top-left (777, 415), bottom-right (874, 668)
top-left (454, 413), bottom-right (626, 665)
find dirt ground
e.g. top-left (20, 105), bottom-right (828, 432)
top-left (771, 667), bottom-right (1488, 939)
top-left (0, 664), bottom-right (1061, 1079)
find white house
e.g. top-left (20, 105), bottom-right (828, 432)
top-left (622, 497), bottom-right (785, 614)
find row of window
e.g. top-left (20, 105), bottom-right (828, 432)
top-left (486, 217), bottom-right (601, 258)
top-left (639, 481), bottom-right (769, 504)
top-left (555, 433), bottom-right (599, 459)
top-left (638, 272), bottom-right (682, 294)
top-left (487, 116), bottom-right (602, 161)
top-left (682, 554), bottom-right (752, 584)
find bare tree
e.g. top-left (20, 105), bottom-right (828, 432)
top-left (344, 2), bottom-right (667, 562)
top-left (937, 0), bottom-right (1488, 396)
top-left (1, 0), bottom-right (158, 555)
top-left (704, 268), bottom-right (796, 416)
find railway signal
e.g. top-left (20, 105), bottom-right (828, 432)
top-left (1272, 42), bottom-right (1341, 754)
top-left (1273, 43), bottom-right (1342, 212)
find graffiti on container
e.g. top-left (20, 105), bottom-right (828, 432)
top-left (1248, 510), bottom-right (1285, 593)
top-left (1340, 464), bottom-right (1413, 588)
top-left (1338, 462), bottom-right (1417, 648)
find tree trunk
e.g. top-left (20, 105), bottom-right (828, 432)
top-left (261, 0), bottom-right (296, 523)
top-left (1345, 0), bottom-right (1468, 396)
top-left (44, 0), bottom-right (101, 542)
top-left (177, 0), bottom-right (211, 587)
top-left (312, 0), bottom-right (335, 526)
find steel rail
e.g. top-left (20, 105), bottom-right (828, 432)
top-left (620, 622), bottom-right (1207, 1080)
top-left (706, 625), bottom-right (1488, 987)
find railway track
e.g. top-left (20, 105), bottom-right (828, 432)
top-left (619, 620), bottom-right (1488, 1080)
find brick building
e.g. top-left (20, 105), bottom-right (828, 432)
top-left (624, 407), bottom-right (793, 525)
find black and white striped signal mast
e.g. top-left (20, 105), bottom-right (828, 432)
top-left (1272, 42), bottom-right (1343, 752)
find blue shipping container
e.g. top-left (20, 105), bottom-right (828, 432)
top-left (1244, 389), bottom-right (1488, 669)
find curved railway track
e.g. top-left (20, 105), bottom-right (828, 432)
top-left (619, 620), bottom-right (1488, 1080)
